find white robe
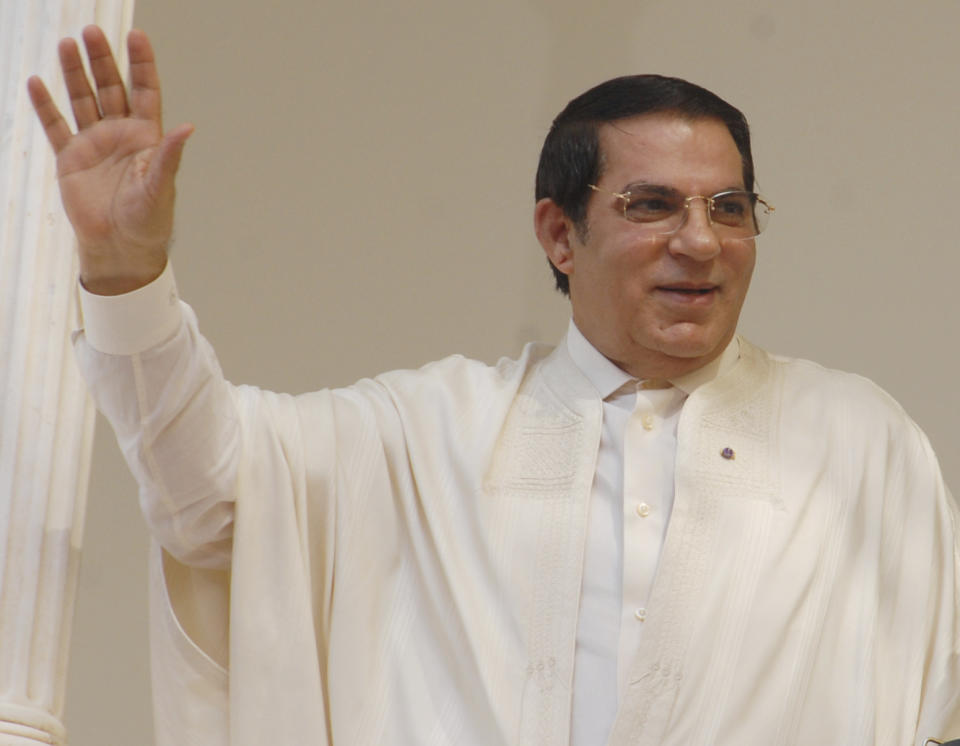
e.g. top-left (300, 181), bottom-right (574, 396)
top-left (76, 305), bottom-right (960, 746)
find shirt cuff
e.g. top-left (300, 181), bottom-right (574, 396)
top-left (78, 262), bottom-right (183, 355)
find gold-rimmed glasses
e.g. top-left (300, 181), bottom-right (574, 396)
top-left (587, 183), bottom-right (774, 239)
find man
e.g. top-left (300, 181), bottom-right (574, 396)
top-left (30, 25), bottom-right (959, 746)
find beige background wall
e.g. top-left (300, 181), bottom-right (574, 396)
top-left (64, 0), bottom-right (959, 742)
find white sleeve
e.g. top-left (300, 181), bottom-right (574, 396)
top-left (915, 480), bottom-right (960, 744)
top-left (75, 263), bottom-right (238, 569)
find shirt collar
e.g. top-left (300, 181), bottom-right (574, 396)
top-left (564, 319), bottom-right (739, 399)
top-left (565, 319), bottom-right (635, 399)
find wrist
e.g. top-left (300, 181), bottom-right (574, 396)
top-left (78, 250), bottom-right (167, 296)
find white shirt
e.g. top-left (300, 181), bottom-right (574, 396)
top-left (566, 321), bottom-right (739, 745)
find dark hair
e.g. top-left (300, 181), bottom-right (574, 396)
top-left (535, 74), bottom-right (755, 295)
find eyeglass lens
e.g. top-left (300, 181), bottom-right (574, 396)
top-left (622, 188), bottom-right (771, 237)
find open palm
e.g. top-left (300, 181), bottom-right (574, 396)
top-left (28, 26), bottom-right (192, 295)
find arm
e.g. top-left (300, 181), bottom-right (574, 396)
top-left (74, 266), bottom-right (239, 568)
top-left (32, 28), bottom-right (238, 566)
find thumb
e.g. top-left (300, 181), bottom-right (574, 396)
top-left (146, 123), bottom-right (195, 196)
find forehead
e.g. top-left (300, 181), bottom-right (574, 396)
top-left (597, 114), bottom-right (744, 191)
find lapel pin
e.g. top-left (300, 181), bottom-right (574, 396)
top-left (721, 447), bottom-right (735, 460)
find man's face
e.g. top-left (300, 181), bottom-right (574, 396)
top-left (545, 114), bottom-right (756, 379)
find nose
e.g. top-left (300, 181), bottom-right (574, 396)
top-left (666, 197), bottom-right (722, 261)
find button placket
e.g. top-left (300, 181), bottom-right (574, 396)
top-left (618, 381), bottom-right (679, 678)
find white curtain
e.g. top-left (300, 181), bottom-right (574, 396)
top-left (0, 1), bottom-right (133, 743)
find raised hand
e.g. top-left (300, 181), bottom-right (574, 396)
top-left (27, 26), bottom-right (193, 295)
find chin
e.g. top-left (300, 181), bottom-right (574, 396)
top-left (651, 326), bottom-right (729, 361)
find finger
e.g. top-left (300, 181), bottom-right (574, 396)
top-left (81, 25), bottom-right (129, 118)
top-left (27, 76), bottom-right (74, 153)
top-left (58, 37), bottom-right (101, 129)
top-left (127, 28), bottom-right (162, 124)
top-left (145, 123), bottom-right (195, 199)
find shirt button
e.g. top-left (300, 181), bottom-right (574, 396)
top-left (636, 503), bottom-right (650, 518)
top-left (634, 608), bottom-right (647, 622)
top-left (641, 413), bottom-right (655, 430)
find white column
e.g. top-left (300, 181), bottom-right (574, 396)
top-left (0, 1), bottom-right (134, 744)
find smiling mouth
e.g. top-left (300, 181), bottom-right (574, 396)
top-left (659, 286), bottom-right (717, 294)
top-left (655, 285), bottom-right (719, 306)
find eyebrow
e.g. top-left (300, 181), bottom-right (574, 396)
top-left (619, 182), bottom-right (676, 196)
top-left (619, 181), bottom-right (747, 195)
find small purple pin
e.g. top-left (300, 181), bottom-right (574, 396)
top-left (721, 447), bottom-right (735, 460)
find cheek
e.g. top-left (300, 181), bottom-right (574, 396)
top-left (741, 244), bottom-right (758, 275)
top-left (576, 231), bottom-right (663, 307)
top-left (607, 265), bottom-right (654, 312)
top-left (722, 242), bottom-right (757, 287)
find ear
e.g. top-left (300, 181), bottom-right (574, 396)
top-left (534, 198), bottom-right (577, 279)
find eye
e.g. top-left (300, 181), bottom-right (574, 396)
top-left (711, 192), bottom-right (752, 225)
top-left (623, 190), bottom-right (679, 222)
